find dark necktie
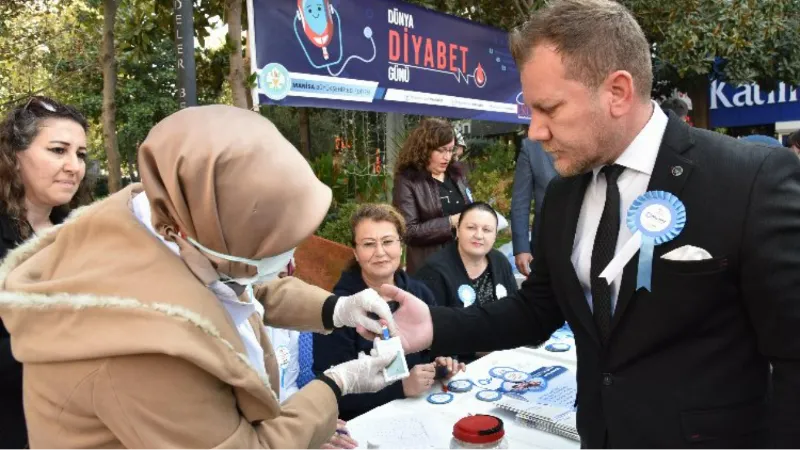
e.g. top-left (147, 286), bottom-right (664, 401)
top-left (591, 164), bottom-right (624, 343)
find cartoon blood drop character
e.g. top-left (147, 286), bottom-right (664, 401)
top-left (297, 0), bottom-right (334, 60)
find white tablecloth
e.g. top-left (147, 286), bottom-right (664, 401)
top-left (347, 346), bottom-right (581, 449)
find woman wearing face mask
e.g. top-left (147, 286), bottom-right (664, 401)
top-left (314, 204), bottom-right (465, 420)
top-left (415, 202), bottom-right (518, 363)
top-left (0, 105), bottom-right (399, 449)
top-left (393, 118), bottom-right (472, 275)
top-left (0, 96), bottom-right (93, 449)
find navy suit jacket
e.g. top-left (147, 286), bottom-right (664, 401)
top-left (510, 139), bottom-right (559, 255)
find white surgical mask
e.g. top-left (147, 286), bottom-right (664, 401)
top-left (187, 236), bottom-right (296, 302)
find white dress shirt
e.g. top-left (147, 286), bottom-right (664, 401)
top-left (571, 102), bottom-right (668, 312)
top-left (131, 192), bottom-right (267, 378)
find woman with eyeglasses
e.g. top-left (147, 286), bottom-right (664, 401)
top-left (0, 96), bottom-right (93, 448)
top-left (393, 118), bottom-right (473, 275)
top-left (313, 204), bottom-right (465, 421)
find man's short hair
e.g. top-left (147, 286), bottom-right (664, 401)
top-left (789, 130), bottom-right (800, 149)
top-left (660, 98), bottom-right (689, 118)
top-left (509, 0), bottom-right (653, 100)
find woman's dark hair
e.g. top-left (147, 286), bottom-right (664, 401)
top-left (347, 203), bottom-right (407, 270)
top-left (394, 118), bottom-right (455, 176)
top-left (457, 201), bottom-right (498, 227)
top-left (0, 96), bottom-right (94, 239)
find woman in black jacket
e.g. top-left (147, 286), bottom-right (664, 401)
top-left (313, 204), bottom-right (464, 420)
top-left (0, 96), bottom-right (93, 448)
top-left (415, 202), bottom-right (518, 363)
top-left (392, 118), bottom-right (472, 274)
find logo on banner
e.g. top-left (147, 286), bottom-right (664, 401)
top-left (258, 63), bottom-right (292, 100)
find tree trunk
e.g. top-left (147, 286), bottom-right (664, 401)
top-left (687, 77), bottom-right (710, 130)
top-left (101, 0), bottom-right (122, 193)
top-left (244, 30), bottom-right (254, 110)
top-left (226, 0), bottom-right (248, 109)
top-left (298, 108), bottom-right (311, 159)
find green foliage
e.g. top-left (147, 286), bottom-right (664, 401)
top-left (467, 140), bottom-right (516, 216)
top-left (627, 0), bottom-right (800, 88)
top-left (317, 201), bottom-right (359, 246)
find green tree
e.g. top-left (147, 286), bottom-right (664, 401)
top-left (627, 0), bottom-right (800, 128)
top-left (101, 0), bottom-right (123, 193)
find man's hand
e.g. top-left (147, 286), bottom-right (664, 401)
top-left (333, 289), bottom-right (395, 336)
top-left (515, 252), bottom-right (533, 277)
top-left (324, 344), bottom-right (397, 396)
top-left (356, 284), bottom-right (433, 354)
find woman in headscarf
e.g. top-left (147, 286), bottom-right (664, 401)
top-left (0, 105), bottom-right (398, 449)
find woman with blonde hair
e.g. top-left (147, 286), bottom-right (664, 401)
top-left (314, 203), bottom-right (464, 420)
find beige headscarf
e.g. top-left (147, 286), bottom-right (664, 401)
top-left (137, 105), bottom-right (332, 284)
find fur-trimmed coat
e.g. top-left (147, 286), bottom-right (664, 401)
top-left (0, 185), bottom-right (339, 448)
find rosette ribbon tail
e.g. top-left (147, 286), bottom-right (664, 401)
top-left (637, 235), bottom-right (655, 291)
top-left (599, 230), bottom-right (643, 284)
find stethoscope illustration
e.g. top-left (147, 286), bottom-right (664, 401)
top-left (294, 0), bottom-right (376, 77)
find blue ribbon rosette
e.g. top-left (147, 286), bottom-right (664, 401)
top-left (599, 191), bottom-right (686, 291)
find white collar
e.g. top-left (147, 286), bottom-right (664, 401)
top-left (593, 100), bottom-right (668, 179)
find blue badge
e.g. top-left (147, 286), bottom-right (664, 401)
top-left (448, 379), bottom-right (473, 393)
top-left (545, 343), bottom-right (571, 352)
top-left (475, 390), bottom-right (503, 402)
top-left (599, 191), bottom-right (686, 292)
top-left (427, 392), bottom-right (454, 404)
top-left (501, 370), bottom-right (531, 383)
top-left (258, 63), bottom-right (292, 101)
top-left (628, 191), bottom-right (686, 291)
top-left (457, 284), bottom-right (476, 307)
top-left (489, 366), bottom-right (516, 378)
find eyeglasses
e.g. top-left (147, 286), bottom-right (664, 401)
top-left (434, 146), bottom-right (455, 155)
top-left (357, 237), bottom-right (401, 252)
top-left (21, 96), bottom-right (55, 113)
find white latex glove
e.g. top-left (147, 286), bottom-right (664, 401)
top-left (324, 345), bottom-right (397, 396)
top-left (333, 288), bottom-right (395, 335)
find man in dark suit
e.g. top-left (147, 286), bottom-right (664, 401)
top-left (366, 0), bottom-right (800, 447)
top-left (510, 139), bottom-right (559, 276)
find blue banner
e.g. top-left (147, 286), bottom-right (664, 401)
top-left (709, 80), bottom-right (800, 128)
top-left (249, 0), bottom-right (528, 123)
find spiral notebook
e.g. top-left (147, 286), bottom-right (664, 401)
top-left (499, 399), bottom-right (580, 442)
top-left (495, 364), bottom-right (580, 442)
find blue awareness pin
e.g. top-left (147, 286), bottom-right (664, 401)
top-left (627, 191), bottom-right (686, 291)
top-left (458, 285), bottom-right (476, 307)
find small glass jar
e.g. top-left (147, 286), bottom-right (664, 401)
top-left (450, 414), bottom-right (509, 449)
